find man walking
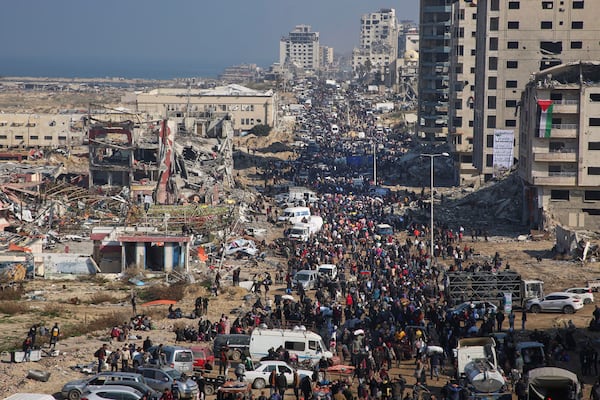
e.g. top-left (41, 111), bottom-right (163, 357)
top-left (131, 291), bottom-right (137, 316)
top-left (95, 344), bottom-right (108, 373)
top-left (496, 311), bottom-right (505, 332)
top-left (276, 370), bottom-right (287, 398)
top-left (508, 311), bottom-right (516, 332)
top-left (49, 323), bottom-right (60, 349)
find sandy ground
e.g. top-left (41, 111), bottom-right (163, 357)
top-left (3, 227), bottom-right (600, 400)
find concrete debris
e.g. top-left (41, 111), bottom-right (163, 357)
top-left (438, 172), bottom-right (524, 231)
top-left (0, 110), bottom-right (241, 282)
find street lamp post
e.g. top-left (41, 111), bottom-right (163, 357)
top-left (422, 152), bottom-right (449, 267)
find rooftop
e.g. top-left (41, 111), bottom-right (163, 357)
top-left (146, 84), bottom-right (273, 97)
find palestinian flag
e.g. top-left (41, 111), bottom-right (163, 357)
top-left (538, 99), bottom-right (553, 138)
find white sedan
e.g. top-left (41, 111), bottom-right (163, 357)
top-left (244, 360), bottom-right (312, 389)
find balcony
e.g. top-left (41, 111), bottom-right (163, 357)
top-left (552, 99), bottom-right (578, 114)
top-left (423, 6), bottom-right (452, 13)
top-left (532, 172), bottom-right (577, 186)
top-left (422, 33), bottom-right (451, 40)
top-left (534, 150), bottom-right (577, 162)
top-left (548, 124), bottom-right (578, 138)
top-left (422, 46), bottom-right (451, 54)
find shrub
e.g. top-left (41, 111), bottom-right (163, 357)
top-left (87, 292), bottom-right (120, 305)
top-left (139, 283), bottom-right (186, 302)
top-left (39, 303), bottom-right (63, 318)
top-left (0, 286), bottom-right (24, 301)
top-left (0, 301), bottom-right (29, 315)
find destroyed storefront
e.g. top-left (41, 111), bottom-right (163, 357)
top-left (92, 228), bottom-right (191, 273)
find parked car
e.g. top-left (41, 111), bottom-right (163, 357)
top-left (79, 386), bottom-right (143, 400)
top-left (243, 360), bottom-right (312, 389)
top-left (190, 345), bottom-right (214, 370)
top-left (212, 334), bottom-right (251, 362)
top-left (86, 381), bottom-right (159, 400)
top-left (136, 366), bottom-right (199, 400)
top-left (447, 301), bottom-right (498, 320)
top-left (564, 287), bottom-right (594, 304)
top-left (133, 345), bottom-right (194, 372)
top-left (526, 292), bottom-right (584, 314)
top-left (61, 372), bottom-right (151, 400)
top-left (293, 270), bottom-right (318, 290)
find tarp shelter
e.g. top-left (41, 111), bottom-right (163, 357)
top-left (141, 299), bottom-right (177, 307)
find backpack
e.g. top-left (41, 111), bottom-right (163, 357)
top-left (94, 348), bottom-right (101, 358)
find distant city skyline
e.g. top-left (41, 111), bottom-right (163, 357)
top-left (0, 0), bottom-right (418, 79)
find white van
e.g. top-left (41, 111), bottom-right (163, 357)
top-left (277, 207), bottom-right (311, 225)
top-left (317, 264), bottom-right (338, 280)
top-left (249, 327), bottom-right (333, 366)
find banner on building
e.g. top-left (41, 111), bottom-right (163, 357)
top-left (537, 99), bottom-right (553, 138)
top-left (493, 129), bottom-right (514, 177)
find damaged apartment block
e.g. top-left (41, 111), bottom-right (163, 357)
top-left (88, 120), bottom-right (136, 189)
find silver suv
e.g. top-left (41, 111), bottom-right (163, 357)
top-left (136, 366), bottom-right (198, 400)
top-left (61, 372), bottom-right (157, 400)
top-left (526, 292), bottom-right (584, 314)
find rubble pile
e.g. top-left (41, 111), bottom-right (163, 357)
top-left (439, 172), bottom-right (524, 230)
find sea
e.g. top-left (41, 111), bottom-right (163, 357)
top-left (0, 57), bottom-right (251, 80)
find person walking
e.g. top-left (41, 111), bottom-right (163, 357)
top-left (49, 323), bottom-right (60, 349)
top-left (95, 344), bottom-right (108, 373)
top-left (28, 324), bottom-right (38, 347)
top-left (22, 336), bottom-right (33, 362)
top-left (521, 308), bottom-right (527, 331)
top-left (496, 311), bottom-right (505, 332)
top-left (219, 345), bottom-right (229, 376)
top-left (121, 345), bottom-right (131, 371)
top-left (269, 369), bottom-right (278, 397)
top-left (276, 370), bottom-right (287, 398)
top-left (508, 310), bottom-right (516, 332)
top-left (300, 375), bottom-right (312, 400)
top-left (291, 370), bottom-right (300, 400)
top-left (109, 348), bottom-right (121, 372)
top-left (131, 291), bottom-right (137, 316)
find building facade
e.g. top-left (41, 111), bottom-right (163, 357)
top-left (136, 84), bottom-right (277, 132)
top-left (279, 25), bottom-right (320, 72)
top-left (470, 0), bottom-right (600, 181)
top-left (520, 62), bottom-right (600, 230)
top-left (448, 0), bottom-right (478, 183)
top-left (352, 8), bottom-right (399, 86)
top-left (417, 0), bottom-right (452, 139)
top-left (0, 113), bottom-right (84, 148)
top-left (319, 46), bottom-right (335, 68)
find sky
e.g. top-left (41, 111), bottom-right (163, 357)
top-left (0, 0), bottom-right (419, 79)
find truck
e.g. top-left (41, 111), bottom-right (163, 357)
top-left (249, 327), bottom-right (333, 366)
top-left (287, 217), bottom-right (323, 242)
top-left (455, 337), bottom-right (509, 399)
top-left (446, 271), bottom-right (543, 309)
top-left (527, 367), bottom-right (581, 400)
